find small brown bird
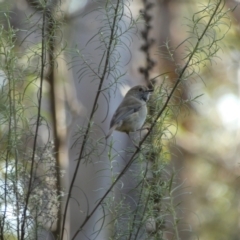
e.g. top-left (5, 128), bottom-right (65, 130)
top-left (106, 85), bottom-right (153, 139)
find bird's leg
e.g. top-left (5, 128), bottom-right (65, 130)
top-left (134, 126), bottom-right (150, 140)
top-left (135, 127), bottom-right (150, 132)
top-left (127, 133), bottom-right (140, 150)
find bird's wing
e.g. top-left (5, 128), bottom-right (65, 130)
top-left (110, 98), bottom-right (142, 128)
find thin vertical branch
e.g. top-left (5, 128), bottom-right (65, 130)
top-left (127, 161), bottom-right (150, 240)
top-left (133, 193), bottom-right (151, 240)
top-left (60, 1), bottom-right (122, 239)
top-left (12, 72), bottom-right (21, 240)
top-left (1, 144), bottom-right (10, 240)
top-left (11, 53), bottom-right (21, 240)
top-left (20, 8), bottom-right (47, 240)
top-left (1, 35), bottom-right (15, 240)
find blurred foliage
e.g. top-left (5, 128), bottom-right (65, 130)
top-left (162, 1), bottom-right (240, 239)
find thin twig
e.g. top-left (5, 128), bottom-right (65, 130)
top-left (20, 9), bottom-right (47, 240)
top-left (127, 162), bottom-right (149, 240)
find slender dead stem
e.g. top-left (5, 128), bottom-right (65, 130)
top-left (133, 192), bottom-right (151, 240)
top-left (20, 9), bottom-right (46, 240)
top-left (127, 162), bottom-right (149, 240)
top-left (60, 1), bottom-right (122, 239)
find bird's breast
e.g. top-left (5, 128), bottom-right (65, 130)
top-left (116, 105), bottom-right (147, 133)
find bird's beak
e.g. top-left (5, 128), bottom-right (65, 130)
top-left (142, 89), bottom-right (153, 102)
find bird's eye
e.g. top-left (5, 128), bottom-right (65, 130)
top-left (139, 88), bottom-right (143, 92)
